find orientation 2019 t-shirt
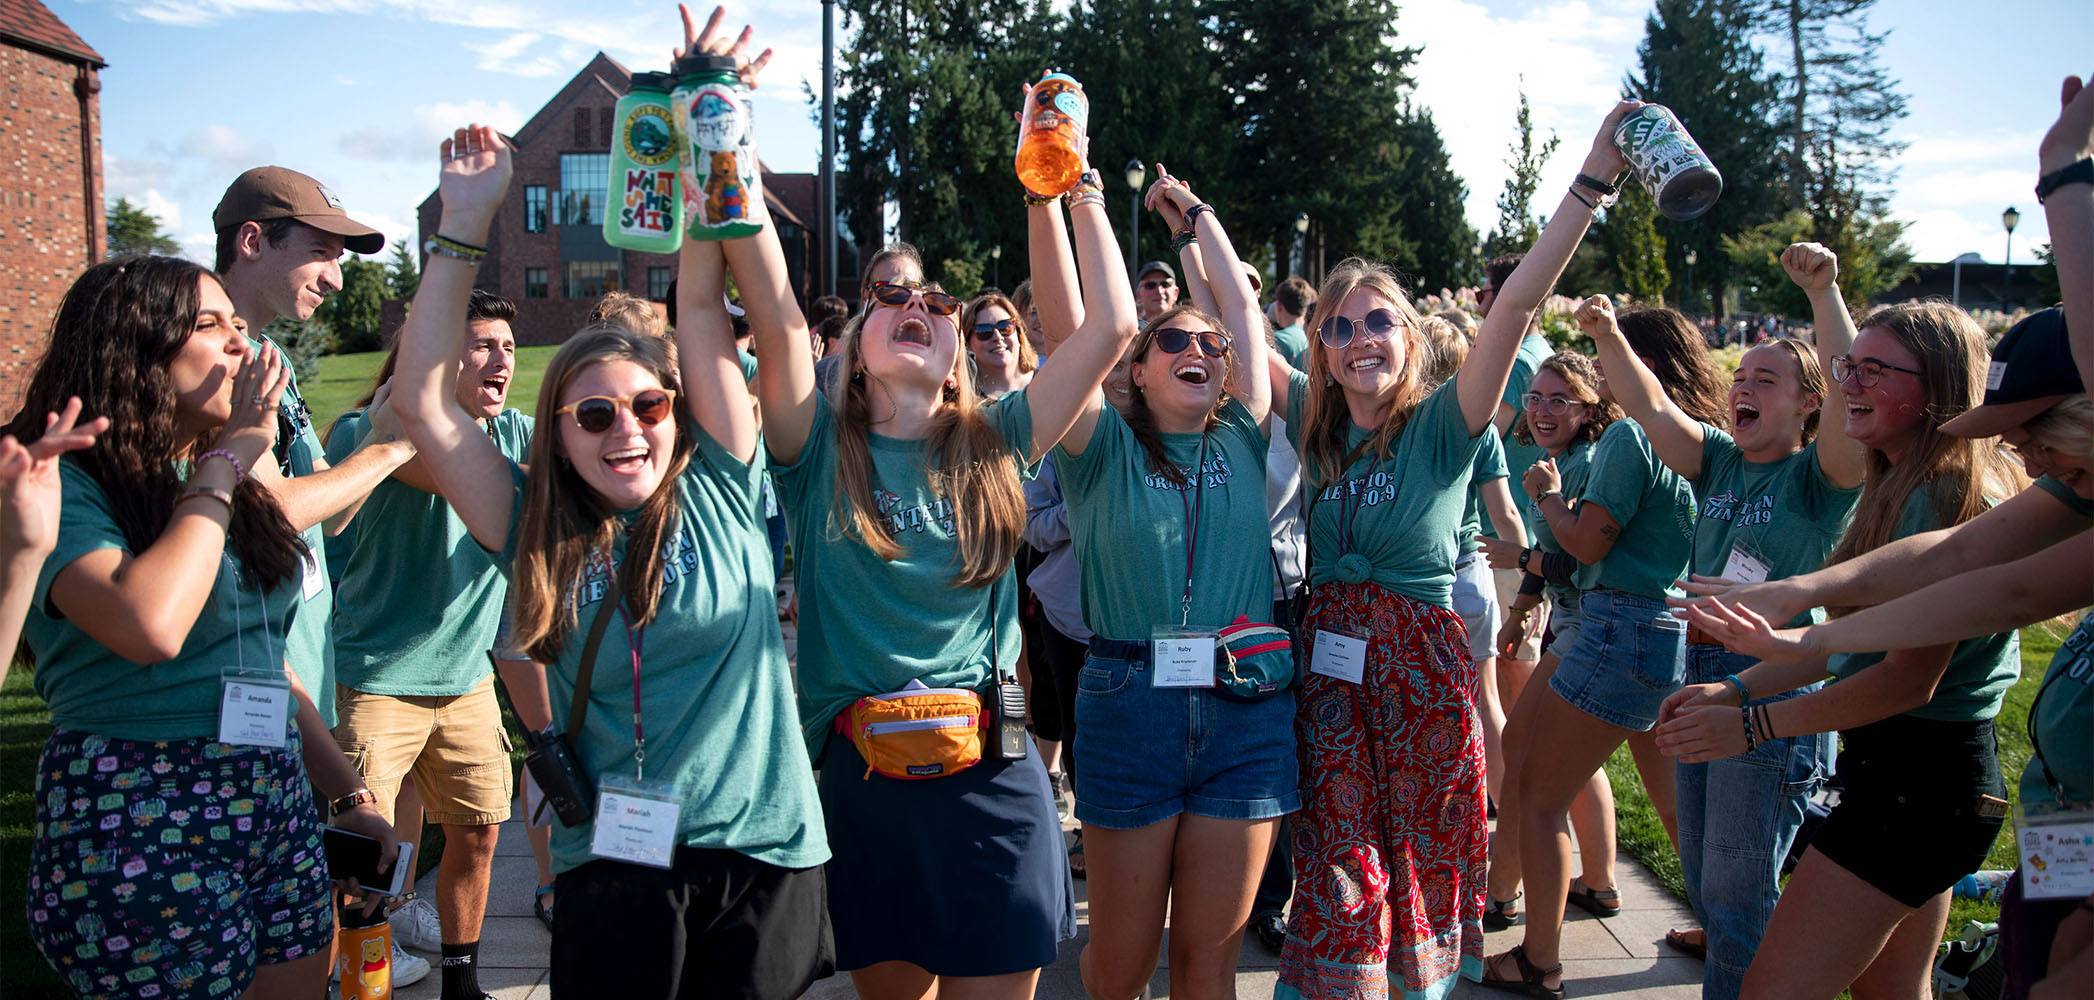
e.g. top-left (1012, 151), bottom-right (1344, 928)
top-left (1483, 332), bottom-right (1554, 540)
top-left (1058, 398), bottom-right (1271, 637)
top-left (774, 390), bottom-right (1034, 749)
top-left (326, 409), bottom-right (534, 695)
top-left (27, 461), bottom-right (301, 740)
top-left (1691, 426), bottom-right (1860, 628)
top-left (1281, 373), bottom-right (1484, 608)
top-left (1459, 429), bottom-right (1509, 554)
top-left (497, 428), bottom-right (826, 874)
top-left (258, 335), bottom-right (337, 727)
top-left (1825, 482), bottom-right (2020, 722)
top-left (1575, 418), bottom-right (1696, 598)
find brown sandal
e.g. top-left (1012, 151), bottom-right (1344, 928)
top-left (1477, 945), bottom-right (1565, 999)
top-left (1664, 927), bottom-right (1706, 960)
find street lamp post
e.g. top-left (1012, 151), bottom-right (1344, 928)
top-left (1683, 248), bottom-right (1697, 312)
top-left (1125, 160), bottom-right (1145, 276)
top-left (2002, 206), bottom-right (2021, 305)
top-left (1293, 212), bottom-right (1309, 279)
top-left (991, 244), bottom-right (1001, 290)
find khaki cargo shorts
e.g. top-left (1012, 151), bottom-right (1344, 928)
top-left (333, 675), bottom-right (513, 827)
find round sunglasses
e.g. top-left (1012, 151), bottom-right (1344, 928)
top-left (1149, 327), bottom-right (1231, 359)
top-left (869, 281), bottom-right (961, 317)
top-left (1318, 308), bottom-right (1404, 349)
top-left (972, 318), bottom-right (1019, 341)
top-left (556, 389), bottom-right (678, 433)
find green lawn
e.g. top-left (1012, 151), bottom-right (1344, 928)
top-left (301, 344), bottom-right (564, 438)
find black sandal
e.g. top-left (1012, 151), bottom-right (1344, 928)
top-left (1477, 945), bottom-right (1565, 999)
top-left (1483, 891), bottom-right (1523, 931)
top-left (1565, 877), bottom-right (1621, 918)
top-left (1664, 927), bottom-right (1706, 960)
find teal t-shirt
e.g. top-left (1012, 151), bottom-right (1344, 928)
top-left (737, 347), bottom-right (759, 384)
top-left (2023, 611), bottom-right (2093, 805)
top-left (1274, 322), bottom-right (1310, 371)
top-left (1691, 427), bottom-right (1860, 627)
top-left (2035, 474), bottom-right (2094, 518)
top-left (1527, 440), bottom-right (1593, 558)
top-left (1459, 430), bottom-right (1509, 554)
top-left (1058, 398), bottom-right (1272, 636)
top-left (774, 390), bottom-right (1035, 749)
top-left (1483, 333), bottom-right (1554, 540)
top-left (497, 428), bottom-right (826, 874)
top-left (1281, 374), bottom-right (1483, 608)
top-left (326, 409), bottom-right (535, 696)
top-left (1826, 483), bottom-right (2020, 721)
top-left (1576, 418), bottom-right (1697, 598)
top-left (27, 461), bottom-right (301, 740)
top-left (257, 335), bottom-right (337, 727)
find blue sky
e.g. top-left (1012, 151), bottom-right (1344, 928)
top-left (64, 0), bottom-right (2092, 277)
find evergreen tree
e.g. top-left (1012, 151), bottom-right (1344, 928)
top-left (105, 196), bottom-right (180, 258)
top-left (1607, 186), bottom-right (1673, 304)
top-left (1482, 85), bottom-right (1558, 261)
top-left (313, 257), bottom-right (389, 354)
top-left (1627, 0), bottom-right (1784, 312)
top-left (1386, 107), bottom-right (1479, 292)
top-left (384, 238), bottom-right (419, 300)
top-left (1720, 207), bottom-right (1910, 315)
top-left (1767, 0), bottom-right (1907, 211)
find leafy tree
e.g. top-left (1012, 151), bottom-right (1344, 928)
top-left (938, 256), bottom-right (985, 297)
top-left (1482, 85), bottom-right (1559, 261)
top-left (1765, 0), bottom-right (1907, 211)
top-left (1384, 107), bottom-right (1479, 293)
top-left (105, 196), bottom-right (180, 258)
top-left (1720, 206), bottom-right (1910, 315)
top-left (384, 239), bottom-right (420, 300)
top-left (1627, 0), bottom-right (1784, 313)
top-left (313, 257), bottom-right (389, 354)
top-left (1607, 186), bottom-right (1672, 304)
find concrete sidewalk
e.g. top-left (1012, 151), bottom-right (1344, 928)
top-left (385, 813), bottom-right (1705, 999)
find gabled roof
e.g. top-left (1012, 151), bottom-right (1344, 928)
top-left (510, 51), bottom-right (630, 150)
top-left (0, 0), bottom-right (104, 67)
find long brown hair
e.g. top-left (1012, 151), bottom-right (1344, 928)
top-left (1123, 304), bottom-right (1235, 487)
top-left (1823, 302), bottom-right (2022, 582)
top-left (1512, 351), bottom-right (1620, 448)
top-left (1298, 258), bottom-right (1429, 487)
top-left (5, 256), bottom-right (304, 590)
top-left (511, 326), bottom-right (696, 660)
top-left (825, 302), bottom-right (1026, 589)
top-left (1743, 336), bottom-right (1828, 446)
top-left (1616, 307), bottom-right (1729, 429)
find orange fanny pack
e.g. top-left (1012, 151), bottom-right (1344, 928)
top-left (835, 686), bottom-right (987, 780)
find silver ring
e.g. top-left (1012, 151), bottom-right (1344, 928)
top-left (251, 396), bottom-right (266, 405)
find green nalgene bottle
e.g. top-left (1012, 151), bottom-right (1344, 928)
top-left (604, 71), bottom-right (684, 252)
top-left (672, 54), bottom-right (762, 241)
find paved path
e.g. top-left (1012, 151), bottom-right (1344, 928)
top-left (388, 813), bottom-right (1704, 999)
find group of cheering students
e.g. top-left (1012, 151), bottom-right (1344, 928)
top-left (1, 8), bottom-right (2090, 1000)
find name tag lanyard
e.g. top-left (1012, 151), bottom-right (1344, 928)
top-left (617, 605), bottom-right (648, 781)
top-left (221, 553), bottom-right (292, 748)
top-left (1172, 438), bottom-right (1211, 627)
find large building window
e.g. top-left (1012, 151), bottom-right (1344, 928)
top-left (556, 153), bottom-right (610, 226)
top-left (566, 262), bottom-right (620, 299)
top-left (524, 267), bottom-right (549, 299)
top-left (523, 186), bottom-right (547, 233)
top-left (647, 266), bottom-right (673, 301)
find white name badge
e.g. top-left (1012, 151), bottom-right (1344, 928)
top-left (2016, 802), bottom-right (2094, 900)
top-left (1723, 544), bottom-right (1771, 585)
top-left (590, 774), bottom-right (682, 869)
top-left (1151, 626), bottom-right (1217, 688)
top-left (299, 546), bottom-right (324, 602)
top-left (218, 669), bottom-right (290, 748)
top-left (1310, 629), bottom-right (1368, 684)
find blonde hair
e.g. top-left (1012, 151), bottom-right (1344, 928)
top-left (589, 290), bottom-right (667, 337)
top-left (1825, 302), bottom-right (2025, 583)
top-left (825, 300), bottom-right (1027, 588)
top-left (1512, 351), bottom-right (1620, 448)
top-left (512, 326), bottom-right (695, 660)
top-left (1419, 314), bottom-right (1466, 385)
top-left (1298, 258), bottom-right (1429, 487)
top-left (2023, 394), bottom-right (2093, 458)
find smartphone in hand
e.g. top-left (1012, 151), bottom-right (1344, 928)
top-left (322, 826), bottom-right (415, 897)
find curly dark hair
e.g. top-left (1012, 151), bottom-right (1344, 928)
top-left (5, 255), bottom-right (304, 591)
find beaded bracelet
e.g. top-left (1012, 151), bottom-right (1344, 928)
top-left (196, 448), bottom-right (247, 481)
top-left (1169, 228), bottom-right (1198, 253)
top-left (1721, 673), bottom-right (1749, 705)
top-left (425, 234), bottom-right (487, 264)
top-left (1740, 704), bottom-right (1757, 751)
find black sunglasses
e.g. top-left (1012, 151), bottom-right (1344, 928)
top-left (556, 389), bottom-right (678, 434)
top-left (1319, 308), bottom-right (1404, 349)
top-left (868, 281), bottom-right (961, 317)
top-left (1139, 279), bottom-right (1175, 291)
top-left (972, 318), bottom-right (1019, 341)
top-left (1149, 327), bottom-right (1231, 359)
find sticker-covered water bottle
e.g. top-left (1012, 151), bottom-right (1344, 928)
top-left (1014, 70), bottom-right (1089, 198)
top-left (672, 53), bottom-right (762, 241)
top-left (604, 71), bottom-right (683, 253)
top-left (1613, 104), bottom-right (1724, 221)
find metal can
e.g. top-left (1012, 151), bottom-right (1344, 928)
top-left (1613, 104), bottom-right (1723, 221)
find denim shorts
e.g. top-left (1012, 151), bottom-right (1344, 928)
top-left (1074, 638), bottom-right (1300, 830)
top-left (1543, 586), bottom-right (1584, 656)
top-left (1548, 588), bottom-right (1686, 731)
top-left (1450, 553), bottom-right (1499, 661)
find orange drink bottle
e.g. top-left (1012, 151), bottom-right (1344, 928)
top-left (1014, 71), bottom-right (1089, 198)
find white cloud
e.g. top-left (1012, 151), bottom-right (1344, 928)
top-left (338, 99), bottom-right (529, 162)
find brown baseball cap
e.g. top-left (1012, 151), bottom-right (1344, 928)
top-left (212, 166), bottom-right (384, 254)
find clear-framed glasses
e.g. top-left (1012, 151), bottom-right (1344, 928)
top-left (1830, 354), bottom-right (1921, 388)
top-left (1521, 392), bottom-right (1586, 417)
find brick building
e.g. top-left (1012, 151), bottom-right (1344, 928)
top-left (0, 0), bottom-right (103, 415)
top-left (401, 52), bottom-right (847, 347)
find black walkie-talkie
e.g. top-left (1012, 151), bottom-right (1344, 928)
top-left (995, 682), bottom-right (1029, 759)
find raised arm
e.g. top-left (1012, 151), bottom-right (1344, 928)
top-left (1577, 294), bottom-right (1706, 477)
top-left (0, 401), bottom-right (104, 683)
top-left (1029, 194), bottom-right (1084, 355)
top-left (1457, 101), bottom-right (1638, 434)
top-left (390, 124), bottom-right (520, 552)
top-left (1266, 352), bottom-right (1299, 424)
top-left (1147, 175), bottom-right (1217, 317)
top-left (673, 236), bottom-right (757, 462)
top-left (1024, 171), bottom-right (1142, 461)
top-left (1781, 242), bottom-right (1865, 488)
top-left (1151, 166), bottom-right (1269, 429)
top-left (2040, 74), bottom-right (2094, 392)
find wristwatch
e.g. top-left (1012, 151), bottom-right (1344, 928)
top-left (1518, 548), bottom-right (1533, 572)
top-left (331, 788), bottom-right (377, 815)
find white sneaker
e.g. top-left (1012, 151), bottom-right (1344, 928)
top-left (388, 896), bottom-right (443, 954)
top-left (390, 941), bottom-right (431, 987)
